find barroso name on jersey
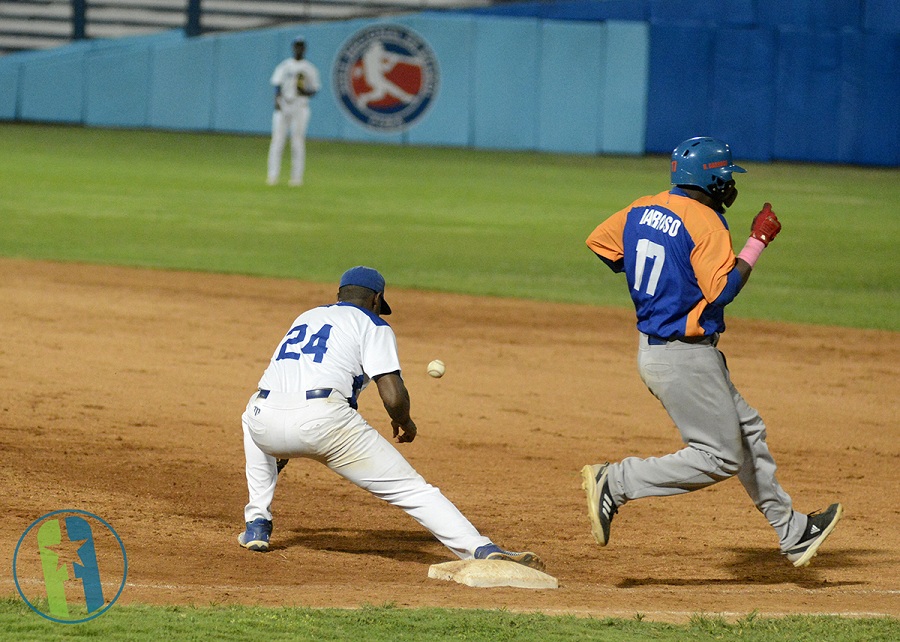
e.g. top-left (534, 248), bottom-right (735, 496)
top-left (333, 25), bottom-right (439, 133)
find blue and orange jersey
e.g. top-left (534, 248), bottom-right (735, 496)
top-left (586, 188), bottom-right (743, 338)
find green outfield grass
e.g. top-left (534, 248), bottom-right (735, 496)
top-left (0, 599), bottom-right (897, 642)
top-left (1, 123), bottom-right (897, 330)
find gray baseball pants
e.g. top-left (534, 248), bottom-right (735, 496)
top-left (605, 333), bottom-right (807, 551)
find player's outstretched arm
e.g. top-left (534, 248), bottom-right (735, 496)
top-left (374, 371), bottom-right (417, 443)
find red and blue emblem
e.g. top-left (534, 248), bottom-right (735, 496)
top-left (333, 25), bottom-right (439, 133)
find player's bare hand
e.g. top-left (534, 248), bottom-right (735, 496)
top-left (392, 419), bottom-right (417, 443)
top-left (750, 202), bottom-right (781, 246)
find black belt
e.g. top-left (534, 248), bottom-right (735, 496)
top-left (647, 335), bottom-right (715, 346)
top-left (257, 388), bottom-right (334, 400)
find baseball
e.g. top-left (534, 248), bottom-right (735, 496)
top-left (427, 359), bottom-right (445, 378)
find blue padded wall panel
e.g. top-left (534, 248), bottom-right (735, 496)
top-left (461, 2), bottom-right (542, 18)
top-left (460, 0), bottom-right (649, 21)
top-left (402, 14), bottom-right (475, 147)
top-left (0, 56), bottom-right (22, 119)
top-left (545, 0), bottom-right (649, 21)
top-left (864, 0), bottom-right (900, 34)
top-left (537, 21), bottom-right (604, 153)
top-left (212, 30), bottom-right (280, 134)
top-left (19, 48), bottom-right (89, 123)
top-left (772, 29), bottom-right (843, 163)
top-left (644, 24), bottom-right (715, 153)
top-left (148, 37), bottom-right (216, 130)
top-left (843, 31), bottom-right (900, 166)
top-left (601, 21), bottom-right (649, 154)
top-left (472, 17), bottom-right (540, 150)
top-left (84, 45), bottom-right (152, 128)
top-left (756, 0), bottom-right (863, 30)
top-left (649, 0), bottom-right (755, 27)
top-left (709, 28), bottom-right (777, 161)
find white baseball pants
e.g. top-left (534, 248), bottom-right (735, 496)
top-left (267, 104), bottom-right (310, 185)
top-left (241, 391), bottom-right (491, 559)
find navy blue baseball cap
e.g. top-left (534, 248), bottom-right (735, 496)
top-left (339, 266), bottom-right (392, 315)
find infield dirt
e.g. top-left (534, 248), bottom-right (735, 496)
top-left (1, 258), bottom-right (897, 622)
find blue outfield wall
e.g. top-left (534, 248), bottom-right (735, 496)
top-left (212, 29), bottom-right (281, 133)
top-left (149, 37), bottom-right (217, 130)
top-left (644, 23), bottom-right (900, 166)
top-left (538, 21), bottom-right (604, 154)
top-left (468, 0), bottom-right (900, 166)
top-left (403, 14), bottom-right (473, 148)
top-left (18, 44), bottom-right (91, 123)
top-left (471, 17), bottom-right (541, 150)
top-left (0, 14), bottom-right (650, 156)
top-left (0, 2), bottom-right (897, 166)
top-left (84, 45), bottom-right (153, 128)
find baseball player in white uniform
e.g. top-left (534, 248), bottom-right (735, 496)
top-left (267, 37), bottom-right (320, 187)
top-left (238, 266), bottom-right (544, 570)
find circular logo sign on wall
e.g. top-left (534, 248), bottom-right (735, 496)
top-left (333, 24), bottom-right (439, 133)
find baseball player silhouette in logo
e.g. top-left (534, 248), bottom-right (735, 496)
top-left (238, 266), bottom-right (544, 570)
top-left (581, 137), bottom-right (842, 568)
top-left (353, 41), bottom-right (419, 109)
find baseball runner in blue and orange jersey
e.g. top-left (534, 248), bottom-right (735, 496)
top-left (238, 266), bottom-right (543, 570)
top-left (580, 137), bottom-right (842, 568)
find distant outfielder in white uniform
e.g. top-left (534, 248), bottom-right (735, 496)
top-left (238, 266), bottom-right (544, 570)
top-left (267, 37), bottom-right (320, 187)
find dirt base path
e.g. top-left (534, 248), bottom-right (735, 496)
top-left (1, 259), bottom-right (897, 622)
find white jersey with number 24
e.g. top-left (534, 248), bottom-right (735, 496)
top-left (257, 302), bottom-right (401, 403)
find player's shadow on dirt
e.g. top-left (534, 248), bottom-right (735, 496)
top-left (618, 547), bottom-right (871, 590)
top-left (277, 527), bottom-right (450, 564)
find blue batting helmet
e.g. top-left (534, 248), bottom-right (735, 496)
top-left (670, 137), bottom-right (746, 193)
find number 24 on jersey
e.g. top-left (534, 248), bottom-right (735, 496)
top-left (276, 324), bottom-right (332, 363)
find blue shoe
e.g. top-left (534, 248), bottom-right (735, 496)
top-left (238, 518), bottom-right (272, 552)
top-left (474, 543), bottom-right (545, 571)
